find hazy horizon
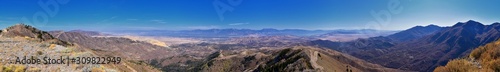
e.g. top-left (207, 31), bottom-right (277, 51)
top-left (1, 0), bottom-right (500, 31)
top-left (2, 1), bottom-right (500, 72)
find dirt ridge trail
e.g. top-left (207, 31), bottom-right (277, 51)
top-left (307, 50), bottom-right (324, 70)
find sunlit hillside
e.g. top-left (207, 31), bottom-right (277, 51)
top-left (434, 39), bottom-right (500, 72)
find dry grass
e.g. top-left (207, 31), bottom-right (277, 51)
top-left (433, 59), bottom-right (478, 72)
top-left (0, 65), bottom-right (26, 72)
top-left (435, 39), bottom-right (500, 72)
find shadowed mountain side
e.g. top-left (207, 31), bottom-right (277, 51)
top-left (303, 24), bottom-right (443, 55)
top-left (304, 20), bottom-right (500, 71)
top-left (434, 39), bottom-right (500, 72)
top-left (369, 20), bottom-right (500, 71)
top-left (387, 24), bottom-right (443, 42)
top-left (49, 31), bottom-right (174, 60)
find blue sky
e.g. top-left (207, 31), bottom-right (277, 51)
top-left (0, 0), bottom-right (499, 31)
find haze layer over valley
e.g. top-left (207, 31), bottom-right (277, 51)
top-left (3, 19), bottom-right (500, 72)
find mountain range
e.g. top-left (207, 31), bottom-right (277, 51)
top-left (0, 24), bottom-right (161, 72)
top-left (107, 28), bottom-right (395, 39)
top-left (164, 46), bottom-right (406, 72)
top-left (49, 30), bottom-right (175, 60)
top-left (2, 20), bottom-right (499, 72)
top-left (434, 39), bottom-right (500, 72)
top-left (306, 20), bottom-right (500, 71)
top-left (32, 24), bottom-right (402, 71)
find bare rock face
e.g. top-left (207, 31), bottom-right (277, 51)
top-left (0, 24), bottom-right (72, 46)
top-left (0, 24), bottom-right (162, 72)
top-left (1, 24), bottom-right (55, 41)
top-left (49, 31), bottom-right (174, 60)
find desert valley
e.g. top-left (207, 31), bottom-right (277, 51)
top-left (1, 20), bottom-right (500, 72)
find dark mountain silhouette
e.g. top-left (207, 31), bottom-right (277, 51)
top-left (305, 20), bottom-right (500, 71)
top-left (305, 24), bottom-right (443, 54)
top-left (387, 24), bottom-right (443, 42)
top-left (370, 20), bottom-right (500, 71)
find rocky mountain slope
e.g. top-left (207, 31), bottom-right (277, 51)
top-left (306, 20), bottom-right (500, 71)
top-left (1, 24), bottom-right (72, 46)
top-left (49, 30), bottom-right (175, 60)
top-left (434, 39), bottom-right (500, 72)
top-left (0, 24), bottom-right (160, 72)
top-left (369, 20), bottom-right (500, 71)
top-left (47, 30), bottom-right (404, 72)
top-left (190, 46), bottom-right (406, 72)
top-left (305, 24), bottom-right (443, 54)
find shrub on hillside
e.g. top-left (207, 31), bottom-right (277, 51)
top-left (485, 59), bottom-right (500, 72)
top-left (436, 39), bottom-right (500, 72)
top-left (433, 59), bottom-right (478, 72)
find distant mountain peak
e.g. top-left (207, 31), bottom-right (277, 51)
top-left (426, 24), bottom-right (439, 28)
top-left (466, 20), bottom-right (480, 23)
top-left (466, 20), bottom-right (483, 25)
top-left (386, 23), bottom-right (444, 42)
top-left (409, 24), bottom-right (441, 30)
top-left (453, 20), bottom-right (484, 27)
top-left (411, 24), bottom-right (440, 29)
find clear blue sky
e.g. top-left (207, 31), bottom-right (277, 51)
top-left (0, 0), bottom-right (499, 31)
